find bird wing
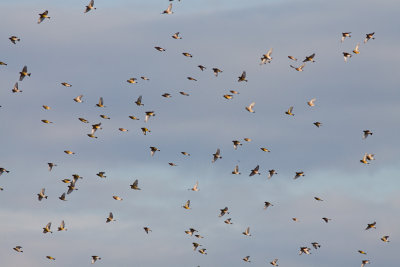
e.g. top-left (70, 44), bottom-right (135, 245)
top-left (288, 106), bottom-right (293, 113)
top-left (99, 97), bottom-right (103, 106)
top-left (267, 48), bottom-right (273, 56)
top-left (22, 66), bottom-right (27, 73)
top-left (167, 3), bottom-right (172, 12)
top-left (133, 179), bottom-right (138, 187)
top-left (46, 222), bottom-right (51, 229)
top-left (41, 188), bottom-right (45, 195)
top-left (109, 212), bottom-right (113, 219)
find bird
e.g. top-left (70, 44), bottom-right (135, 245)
top-left (61, 82), bottom-right (72, 87)
top-left (314, 197), bottom-right (323, 201)
top-left (129, 115), bottom-right (139, 120)
top-left (343, 52), bottom-right (352, 62)
top-left (341, 32), bottom-right (351, 42)
top-left (285, 106), bottom-right (294, 116)
top-left (41, 120), bottom-right (53, 124)
top-left (212, 68), bottom-right (222, 76)
top-left (192, 242), bottom-right (201, 251)
top-left (145, 111), bottom-right (155, 122)
top-left (106, 212), bottom-right (115, 223)
top-left (13, 246), bottom-right (23, 253)
top-left (179, 91), bottom-right (190, 96)
top-left (127, 78), bottom-right (137, 84)
top-left (189, 181), bottom-right (199, 191)
top-left (96, 172), bottom-right (106, 178)
top-left (303, 53), bottom-right (316, 62)
top-left (322, 217), bottom-right (331, 223)
top-left (0, 168), bottom-right (10, 176)
top-left (365, 222), bottom-right (376, 230)
top-left (46, 256), bottom-right (56, 260)
top-left (363, 130), bottom-right (373, 139)
top-left (212, 148), bottom-right (222, 163)
top-left (9, 36), bottom-right (20, 44)
top-left (361, 260), bottom-right (371, 267)
top-left (84, 0), bottom-right (96, 13)
top-left (43, 222), bottom-right (52, 234)
top-left (162, 3), bottom-right (173, 14)
top-left (12, 82), bottom-right (22, 93)
top-left (168, 162), bottom-right (177, 166)
top-left (130, 179), bottom-right (141, 190)
top-left (245, 102), bottom-right (255, 113)
top-left (290, 63), bottom-right (305, 71)
top-left (264, 202), bottom-right (274, 209)
top-left (113, 196), bottom-right (123, 201)
top-left (224, 218), bottom-right (233, 224)
top-left (381, 235), bottom-right (390, 242)
top-left (243, 256), bottom-right (251, 262)
top-left (360, 153), bottom-right (370, 164)
top-left (294, 171), bottom-right (305, 179)
top-left (249, 165), bottom-right (260, 176)
top-left (268, 169), bottom-right (277, 179)
top-left (59, 193), bottom-right (66, 201)
top-left (19, 66), bottom-right (31, 81)
top-left (232, 165), bottom-right (241, 175)
top-left (150, 146), bottom-right (160, 156)
top-left (353, 43), bottom-right (360, 54)
top-left (232, 140), bottom-right (242, 150)
top-left (181, 152), bottom-right (190, 156)
top-left (219, 207), bottom-right (229, 217)
top-left (96, 97), bottom-right (105, 107)
top-left (244, 138), bottom-right (252, 142)
top-left (194, 234), bottom-right (204, 239)
top-left (143, 227), bottom-right (152, 234)
top-left (91, 256), bottom-right (101, 264)
top-left (58, 220), bottom-right (67, 231)
top-left (230, 90), bottom-right (240, 94)
top-left (314, 122), bottom-right (322, 127)
top-left (198, 65), bottom-right (206, 71)
top-left (366, 153), bottom-right (375, 161)
top-left (307, 98), bottom-right (316, 106)
top-left (141, 127), bottom-right (151, 135)
top-left (172, 32), bottom-right (182, 39)
top-left (288, 56), bottom-right (297, 61)
top-left (187, 77), bottom-right (197, 81)
top-left (182, 200), bottom-right (191, 209)
top-left (42, 105), bottom-right (50, 110)
top-left (162, 93), bottom-right (172, 98)
top-left (79, 118), bottom-right (89, 123)
top-left (292, 217), bottom-right (299, 222)
top-left (185, 228), bottom-right (197, 236)
top-left (61, 179), bottom-right (71, 184)
top-left (270, 259), bottom-right (279, 266)
top-left (242, 227), bottom-right (251, 236)
top-left (364, 32), bottom-right (375, 43)
top-left (238, 71), bottom-right (248, 82)
top-left (358, 250), bottom-right (367, 255)
top-left (100, 115), bottom-right (110, 120)
top-left (198, 248), bottom-right (207, 255)
top-left (37, 188), bottom-right (48, 201)
top-left (140, 76), bottom-right (150, 81)
top-left (64, 150), bottom-right (75, 155)
top-left (223, 94), bottom-right (233, 99)
top-left (154, 46), bottom-right (166, 52)
top-left (260, 48), bottom-right (273, 64)
top-left (299, 247), bottom-right (311, 255)
top-left (0, 61), bottom-right (7, 65)
top-left (182, 52), bottom-right (192, 58)
top-left (135, 96), bottom-right (144, 106)
top-left (67, 179), bottom-right (78, 194)
top-left (119, 128), bottom-right (128, 132)
top-left (91, 123), bottom-right (102, 134)
top-left (260, 147), bottom-right (270, 152)
top-left (311, 242), bottom-right (321, 249)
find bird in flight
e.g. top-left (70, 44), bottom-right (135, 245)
top-left (285, 106), bottom-right (294, 116)
top-left (245, 102), bottom-right (255, 113)
top-left (162, 3), bottom-right (173, 14)
top-left (19, 66), bottom-right (31, 81)
top-left (37, 188), bottom-right (48, 201)
top-left (91, 256), bottom-right (101, 264)
top-left (9, 36), bottom-right (20, 44)
top-left (341, 32), bottom-right (351, 42)
top-left (249, 165), bottom-right (260, 176)
top-left (260, 48), bottom-right (273, 64)
top-left (290, 63), bottom-right (306, 71)
top-left (106, 212), bottom-right (116, 223)
top-left (130, 179), bottom-right (141, 190)
top-left (364, 32), bottom-right (375, 43)
top-left (182, 200), bottom-right (191, 209)
top-left (242, 227), bottom-right (251, 236)
top-left (38, 10), bottom-right (50, 24)
top-left (84, 0), bottom-right (96, 13)
top-left (238, 71), bottom-right (248, 82)
top-left (212, 148), bottom-right (222, 163)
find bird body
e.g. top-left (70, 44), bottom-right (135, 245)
top-left (85, 0), bottom-right (96, 13)
top-left (19, 66), bottom-right (31, 81)
top-left (130, 179), bottom-right (141, 190)
top-left (212, 148), bottom-right (222, 163)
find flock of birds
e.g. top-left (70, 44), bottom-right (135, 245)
top-left (0, 1), bottom-right (391, 266)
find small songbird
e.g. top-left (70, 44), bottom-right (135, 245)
top-left (260, 48), bottom-right (273, 64)
top-left (145, 111), bottom-right (155, 122)
top-left (264, 202), bottom-right (273, 209)
top-left (285, 106), bottom-right (294, 116)
top-left (303, 53), bottom-right (316, 62)
top-left (129, 115), bottom-right (139, 120)
top-left (168, 162), bottom-right (177, 167)
top-left (58, 220), bottom-right (67, 231)
top-left (96, 172), bottom-right (106, 178)
top-left (242, 227), bottom-right (251, 236)
top-left (61, 82), bottom-right (72, 87)
top-left (96, 97), bottom-right (105, 107)
top-left (130, 179), bottom-right (141, 190)
top-left (12, 82), bottom-right (22, 93)
top-left (119, 128), bottom-right (128, 132)
top-left (154, 46), bottom-right (166, 52)
top-left (224, 218), bottom-right (233, 224)
top-left (322, 217), bottom-right (331, 223)
top-left (198, 248), bottom-right (207, 255)
top-left (343, 52), bottom-right (352, 62)
top-left (150, 146), bottom-right (160, 156)
top-left (141, 76), bottom-right (150, 81)
top-left (249, 165), bottom-right (260, 176)
top-left (42, 105), bottom-right (50, 110)
top-left (341, 32), bottom-right (351, 42)
top-left (64, 150), bottom-right (75, 155)
top-left (360, 153), bottom-right (370, 164)
top-left (106, 212), bottom-right (115, 223)
top-left (48, 163), bottom-right (57, 171)
top-left (162, 93), bottom-right (171, 98)
top-left (243, 256), bottom-right (251, 262)
top-left (292, 217), bottom-right (299, 222)
top-left (100, 115), bottom-right (110, 120)
top-left (311, 242), bottom-right (321, 249)
top-left (294, 171), bottom-right (305, 179)
top-left (172, 32), bottom-right (182, 39)
top-left (185, 228), bottom-right (197, 236)
top-left (361, 260), bottom-right (370, 267)
top-left (37, 188), bottom-right (48, 201)
top-left (232, 140), bottom-right (242, 150)
top-left (363, 130), bottom-right (373, 139)
top-left (364, 32), bottom-right (375, 43)
top-left (179, 91), bottom-right (189, 96)
top-left (0, 61), bottom-right (7, 65)
top-left (353, 43), bottom-right (360, 54)
top-left (192, 242), bottom-right (201, 251)
top-left (143, 227), bottom-right (152, 234)
top-left (219, 207), bottom-right (229, 217)
top-left (0, 168), bottom-right (10, 176)
top-left (365, 222), bottom-right (376, 230)
top-left (314, 197), bottom-right (323, 201)
top-left (270, 258), bottom-right (279, 266)
top-left (182, 200), bottom-right (191, 209)
top-left (260, 147), bottom-right (270, 152)
top-left (127, 78), bottom-right (137, 84)
top-left (41, 120), bottom-right (53, 124)
top-left (84, 0), bottom-right (96, 13)
top-left (358, 250), bottom-right (367, 255)
top-left (381, 235), bottom-right (390, 242)
top-left (232, 165), bottom-right (241, 175)
top-left (113, 196), bottom-right (123, 201)
top-left (230, 90), bottom-right (240, 94)
top-left (307, 98), bottom-right (316, 107)
top-left (198, 65), bottom-right (206, 71)
top-left (189, 181), bottom-right (199, 192)
top-left (135, 95), bottom-right (144, 106)
top-left (59, 193), bottom-right (66, 201)
top-left (43, 222), bottom-right (52, 233)
top-left (162, 3), bottom-right (173, 14)
top-left (299, 247), bottom-right (311, 255)
top-left (9, 36), bottom-right (20, 44)
top-left (182, 52), bottom-right (192, 58)
top-left (288, 56), bottom-right (297, 61)
top-left (238, 71), bottom-right (248, 82)
top-left (46, 256), bottom-right (56, 260)
top-left (314, 122), bottom-right (322, 128)
top-left (141, 127), bottom-right (151, 135)
top-left (290, 63), bottom-right (306, 71)
top-left (79, 118), bottom-right (89, 123)
top-left (19, 66), bottom-right (31, 81)
top-left (246, 102), bottom-right (255, 113)
top-left (212, 148), bottom-right (222, 163)
top-left (187, 77), bottom-right (197, 81)
top-left (212, 68), bottom-right (223, 76)
top-left (223, 94), bottom-right (233, 99)
top-left (91, 256), bottom-right (101, 264)
top-left (13, 246), bottom-right (23, 253)
top-left (181, 152), bottom-right (190, 156)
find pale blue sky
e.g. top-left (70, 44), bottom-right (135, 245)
top-left (0, 0), bottom-right (399, 266)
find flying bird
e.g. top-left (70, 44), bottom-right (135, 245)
top-left (162, 3), bottom-right (173, 14)
top-left (96, 97), bottom-right (105, 107)
top-left (270, 259), bottom-right (279, 266)
top-left (232, 165), bottom-right (241, 175)
top-left (150, 146), bottom-right (160, 156)
top-left (290, 63), bottom-right (306, 71)
top-left (243, 256), bottom-right (251, 262)
top-left (13, 246), bottom-right (23, 253)
top-left (245, 102), bottom-right (255, 113)
top-left (91, 256), bottom-right (101, 264)
top-left (363, 130), bottom-right (373, 139)
top-left (249, 165), bottom-right (260, 176)
top-left (311, 242), bottom-right (321, 249)
top-left (238, 71), bottom-right (248, 82)
top-left (130, 179), bottom-right (141, 190)
top-left (260, 48), bottom-right (273, 64)
top-left (212, 148), bottom-right (222, 163)
top-left (61, 82), bottom-right (71, 87)
top-left (303, 53), bottom-right (316, 62)
top-left (172, 32), bottom-right (182, 39)
top-left (341, 32), bottom-right (351, 42)
top-left (288, 56), bottom-right (297, 61)
top-left (58, 220), bottom-right (67, 231)
top-left (189, 181), bottom-right (199, 192)
top-left (364, 32), bottom-right (375, 43)
top-left (212, 68), bottom-right (222, 76)
top-left (343, 52), bottom-right (352, 62)
top-left (365, 222), bottom-right (376, 230)
top-left (285, 106), bottom-right (294, 116)
top-left (381, 235), bottom-right (390, 242)
top-left (268, 169), bottom-right (277, 179)
top-left (307, 98), bottom-right (316, 107)
top-left (106, 212), bottom-right (115, 223)
top-left (198, 65), bottom-right (206, 71)
top-left (9, 36), bottom-right (20, 44)
top-left (43, 222), bottom-right (52, 234)
top-left (84, 0), bottom-right (96, 13)
top-left (37, 188), bottom-right (48, 201)
top-left (294, 171), bottom-right (305, 179)
top-left (242, 227), bottom-right (251, 236)
top-left (19, 66), bottom-right (31, 81)
top-left (353, 43), bottom-right (360, 54)
top-left (361, 260), bottom-right (370, 267)
top-left (143, 227), bottom-right (152, 234)
top-left (322, 217), bottom-right (332, 223)
top-left (299, 247), bottom-right (311, 255)
top-left (264, 202), bottom-right (273, 209)
top-left (219, 207), bottom-right (229, 217)
top-left (182, 200), bottom-right (191, 209)
top-left (12, 82), bottom-right (22, 93)
top-left (154, 46), bottom-right (166, 52)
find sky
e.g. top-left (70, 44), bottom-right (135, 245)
top-left (0, 0), bottom-right (399, 266)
